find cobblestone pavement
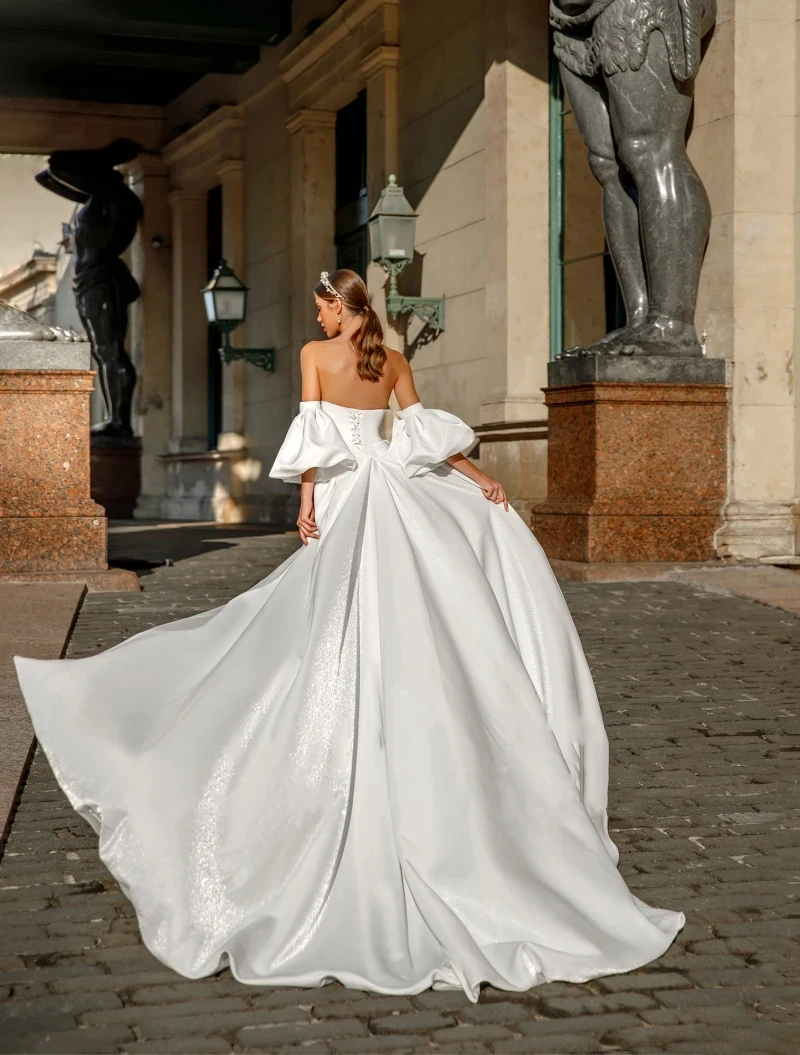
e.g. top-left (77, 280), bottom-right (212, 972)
top-left (0, 530), bottom-right (798, 1054)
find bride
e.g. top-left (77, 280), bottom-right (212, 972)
top-left (14, 268), bottom-right (684, 1003)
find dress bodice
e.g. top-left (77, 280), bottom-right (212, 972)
top-left (269, 399), bottom-right (477, 484)
top-left (317, 400), bottom-right (388, 454)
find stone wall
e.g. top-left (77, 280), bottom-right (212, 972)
top-left (691, 0), bottom-right (799, 559)
top-left (562, 106), bottom-right (606, 352)
top-left (394, 0), bottom-right (485, 422)
top-left (237, 89), bottom-right (294, 524)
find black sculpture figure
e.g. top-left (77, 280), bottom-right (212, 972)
top-left (36, 139), bottom-right (143, 436)
top-left (550, 0), bottom-right (717, 357)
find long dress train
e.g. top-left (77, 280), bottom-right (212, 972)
top-left (14, 398), bottom-right (685, 1002)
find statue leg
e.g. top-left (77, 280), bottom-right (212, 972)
top-left (80, 312), bottom-right (112, 414)
top-left (82, 309), bottom-right (136, 439)
top-left (605, 30), bottom-right (712, 355)
top-left (558, 64), bottom-right (648, 355)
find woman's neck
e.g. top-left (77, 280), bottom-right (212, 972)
top-left (340, 315), bottom-right (363, 344)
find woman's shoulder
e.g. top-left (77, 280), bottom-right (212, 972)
top-left (383, 347), bottom-right (410, 372)
top-left (300, 340), bottom-right (326, 358)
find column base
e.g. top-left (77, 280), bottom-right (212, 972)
top-left (715, 501), bottom-right (798, 560)
top-left (161, 445), bottom-right (253, 523)
top-left (133, 493), bottom-right (166, 520)
top-left (229, 492), bottom-right (301, 529)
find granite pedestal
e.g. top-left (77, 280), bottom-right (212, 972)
top-left (0, 340), bottom-right (140, 591)
top-left (532, 357), bottom-right (729, 565)
top-left (91, 436), bottom-right (142, 519)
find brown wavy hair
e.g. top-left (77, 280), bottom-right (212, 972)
top-left (314, 269), bottom-right (386, 382)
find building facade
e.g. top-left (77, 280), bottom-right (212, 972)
top-left (143, 0), bottom-right (546, 528)
top-left (1, 0), bottom-right (798, 560)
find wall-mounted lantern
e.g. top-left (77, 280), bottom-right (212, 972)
top-left (202, 259), bottom-right (275, 372)
top-left (367, 175), bottom-right (445, 333)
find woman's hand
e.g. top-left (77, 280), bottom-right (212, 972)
top-left (445, 454), bottom-right (510, 510)
top-left (297, 502), bottom-right (320, 545)
top-left (298, 471), bottom-right (319, 545)
top-left (479, 475), bottom-right (509, 510)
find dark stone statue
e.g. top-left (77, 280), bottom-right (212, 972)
top-left (36, 139), bottom-right (143, 437)
top-left (550, 0), bottom-right (717, 357)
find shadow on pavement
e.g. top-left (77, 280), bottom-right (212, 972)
top-left (106, 520), bottom-right (294, 579)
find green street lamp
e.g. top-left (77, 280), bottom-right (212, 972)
top-left (368, 175), bottom-right (445, 333)
top-left (202, 259), bottom-right (275, 372)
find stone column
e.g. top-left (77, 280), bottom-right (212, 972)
top-left (362, 46), bottom-right (400, 345)
top-left (168, 189), bottom-right (208, 454)
top-left (480, 0), bottom-right (550, 519)
top-left (126, 155), bottom-right (172, 518)
top-left (218, 158), bottom-right (246, 447)
top-left (363, 47), bottom-right (399, 210)
top-left (690, 2), bottom-right (798, 559)
top-left (286, 110), bottom-right (337, 406)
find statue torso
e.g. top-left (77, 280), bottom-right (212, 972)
top-left (551, 0), bottom-right (716, 79)
top-left (72, 189), bottom-right (140, 281)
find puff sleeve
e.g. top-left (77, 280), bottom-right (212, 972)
top-left (268, 400), bottom-right (357, 484)
top-left (391, 401), bottom-right (477, 477)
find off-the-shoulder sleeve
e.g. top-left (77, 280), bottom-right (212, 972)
top-left (391, 401), bottom-right (476, 477)
top-left (268, 400), bottom-right (357, 484)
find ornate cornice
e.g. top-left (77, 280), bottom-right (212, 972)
top-left (285, 109), bottom-right (338, 136)
top-left (279, 0), bottom-right (398, 87)
top-left (161, 105), bottom-right (243, 175)
top-left (361, 45), bottom-right (399, 78)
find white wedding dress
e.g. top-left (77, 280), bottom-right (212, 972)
top-left (14, 398), bottom-right (685, 1002)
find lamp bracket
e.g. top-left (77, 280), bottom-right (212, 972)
top-left (380, 258), bottom-right (445, 333)
top-left (217, 329), bottom-right (275, 372)
top-left (386, 294), bottom-right (445, 333)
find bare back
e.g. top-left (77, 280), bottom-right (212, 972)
top-left (301, 339), bottom-right (419, 410)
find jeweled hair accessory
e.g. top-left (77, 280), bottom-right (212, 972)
top-left (319, 271), bottom-right (339, 298)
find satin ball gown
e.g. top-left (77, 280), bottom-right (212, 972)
top-left (14, 398), bottom-right (685, 1002)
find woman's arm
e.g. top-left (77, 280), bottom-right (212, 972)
top-left (300, 342), bottom-right (322, 401)
top-left (392, 353), bottom-right (422, 410)
top-left (394, 354), bottom-right (509, 510)
top-left (298, 471), bottom-right (318, 544)
top-left (297, 344), bottom-right (321, 544)
top-left (445, 452), bottom-right (509, 510)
